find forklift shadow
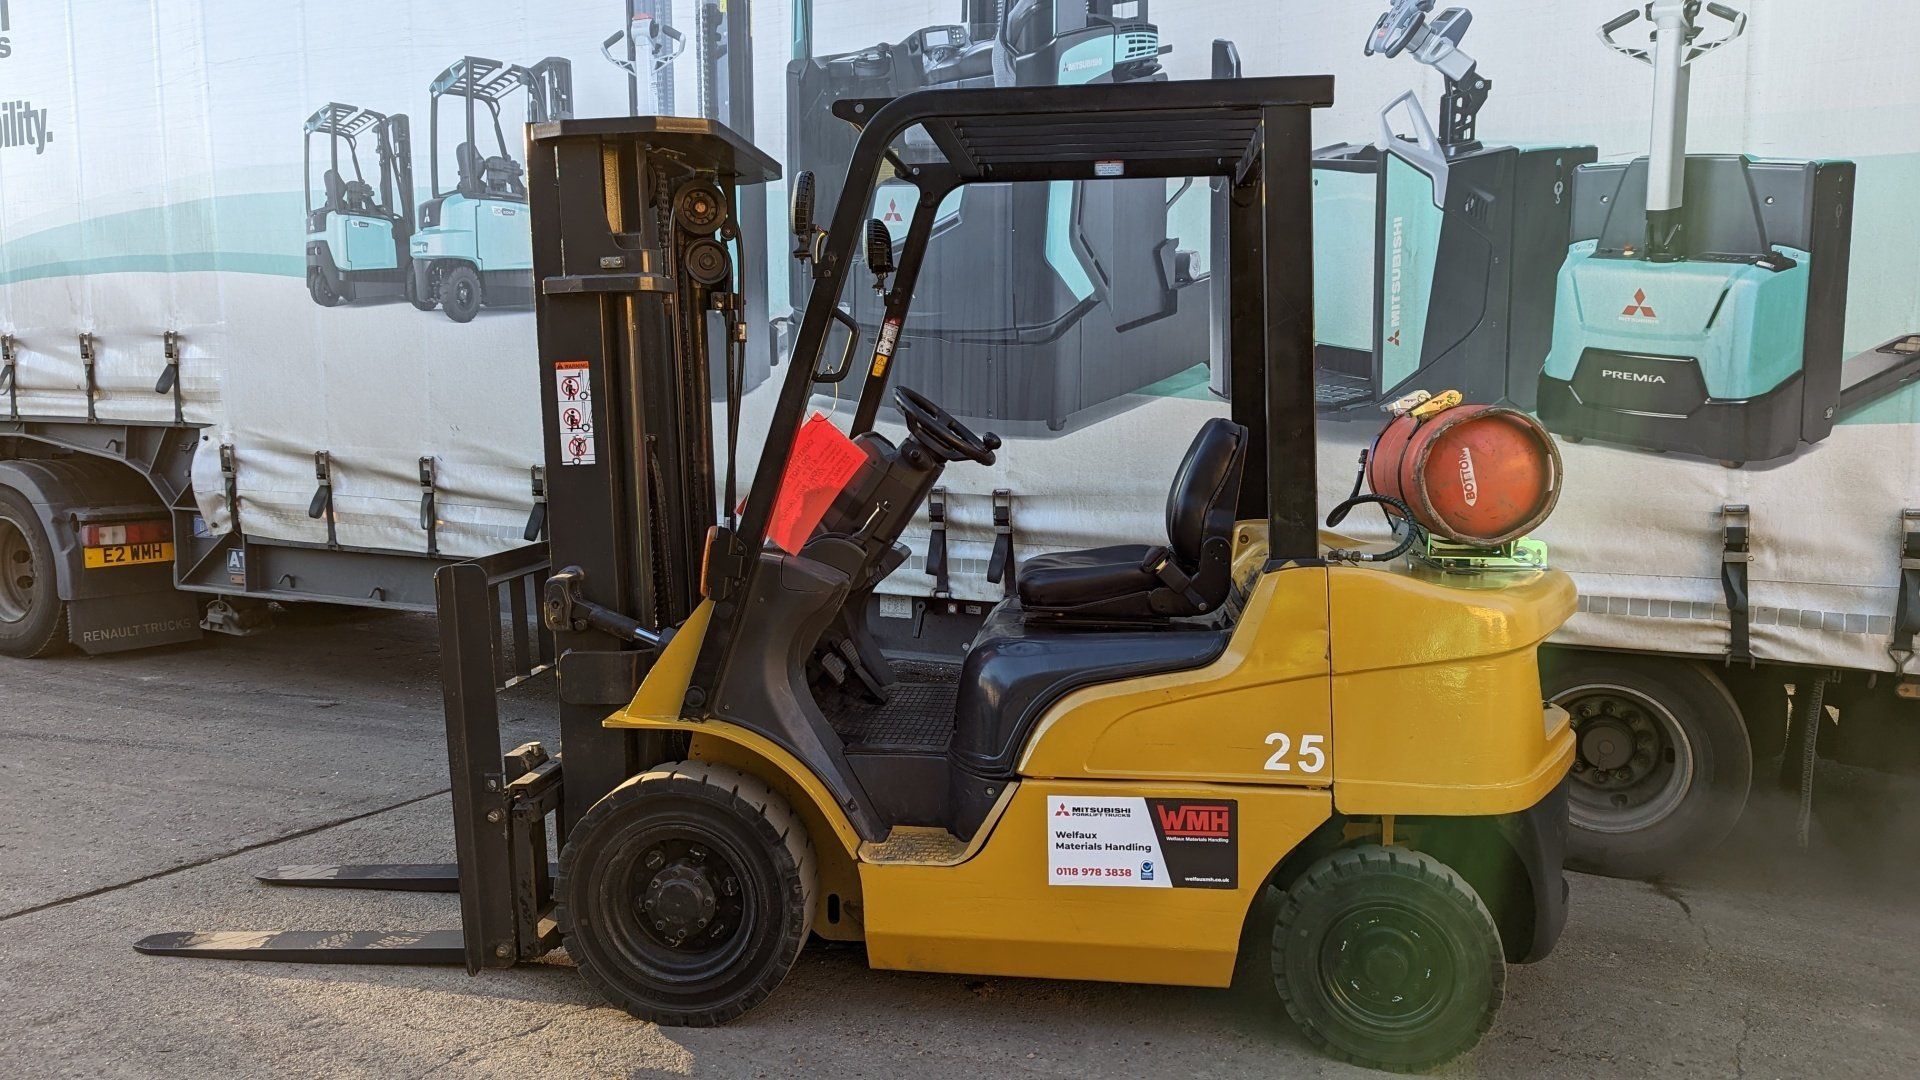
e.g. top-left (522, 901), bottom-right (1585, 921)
top-left (751, 940), bottom-right (1318, 1056)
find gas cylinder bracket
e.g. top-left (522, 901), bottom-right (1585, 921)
top-left (1890, 509), bottom-right (1920, 675)
top-left (1721, 504), bottom-right (1753, 666)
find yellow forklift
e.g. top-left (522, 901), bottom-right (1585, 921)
top-left (140, 79), bottom-right (1575, 1072)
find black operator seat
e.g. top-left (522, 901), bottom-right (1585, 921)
top-left (455, 142), bottom-right (486, 199)
top-left (1018, 417), bottom-right (1248, 619)
top-left (323, 169), bottom-right (348, 214)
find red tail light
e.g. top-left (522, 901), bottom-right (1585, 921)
top-left (80, 519), bottom-right (172, 546)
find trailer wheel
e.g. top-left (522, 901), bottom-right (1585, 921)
top-left (307, 271), bottom-right (343, 307)
top-left (1543, 651), bottom-right (1751, 879)
top-left (441, 265), bottom-right (482, 323)
top-left (1271, 845), bottom-right (1504, 1073)
top-left (558, 761), bottom-right (815, 1027)
top-left (0, 488), bottom-right (69, 658)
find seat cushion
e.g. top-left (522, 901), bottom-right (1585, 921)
top-left (1017, 544), bottom-right (1158, 611)
top-left (951, 600), bottom-right (1231, 778)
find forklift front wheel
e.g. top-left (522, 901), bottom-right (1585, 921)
top-left (1271, 845), bottom-right (1504, 1073)
top-left (441, 265), bottom-right (483, 323)
top-left (557, 761), bottom-right (816, 1027)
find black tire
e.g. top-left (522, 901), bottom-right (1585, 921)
top-left (440, 264), bottom-right (482, 323)
top-left (0, 488), bottom-right (69, 658)
top-left (308, 271), bottom-right (343, 307)
top-left (405, 271), bottom-right (436, 312)
top-left (1543, 650), bottom-right (1752, 880)
top-left (1271, 846), bottom-right (1505, 1073)
top-left (558, 761), bottom-right (815, 1026)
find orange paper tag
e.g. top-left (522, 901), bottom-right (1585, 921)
top-left (767, 413), bottom-right (868, 555)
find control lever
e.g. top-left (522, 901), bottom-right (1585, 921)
top-left (543, 566), bottom-right (666, 648)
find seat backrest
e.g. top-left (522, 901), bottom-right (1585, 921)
top-left (455, 142), bottom-right (484, 199)
top-left (322, 168), bottom-right (347, 213)
top-left (1165, 417), bottom-right (1248, 566)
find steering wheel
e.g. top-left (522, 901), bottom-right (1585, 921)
top-left (895, 386), bottom-right (1000, 466)
top-left (1367, 0), bottom-right (1432, 58)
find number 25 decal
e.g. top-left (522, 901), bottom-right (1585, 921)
top-left (1264, 732), bottom-right (1327, 774)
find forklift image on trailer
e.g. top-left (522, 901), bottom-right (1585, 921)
top-left (787, 0), bottom-right (1225, 433)
top-left (409, 56), bottom-right (574, 323)
top-left (1310, 0), bottom-right (1596, 415)
top-left (140, 79), bottom-right (1577, 1072)
top-left (1538, 1), bottom-right (1920, 465)
top-left (303, 103), bottom-right (417, 308)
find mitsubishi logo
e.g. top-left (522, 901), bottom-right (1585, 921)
top-left (1621, 288), bottom-right (1658, 320)
top-left (883, 198), bottom-right (904, 223)
top-left (1386, 329), bottom-right (1402, 348)
top-left (1055, 802), bottom-right (1071, 817)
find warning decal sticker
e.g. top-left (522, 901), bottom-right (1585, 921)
top-left (555, 361), bottom-right (596, 466)
top-left (1047, 795), bottom-right (1237, 889)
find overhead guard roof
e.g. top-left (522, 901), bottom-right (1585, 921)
top-left (830, 75), bottom-right (1336, 182)
top-left (531, 115), bottom-right (783, 185)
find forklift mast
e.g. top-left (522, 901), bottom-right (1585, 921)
top-left (376, 112), bottom-right (415, 240)
top-left (530, 117), bottom-right (780, 826)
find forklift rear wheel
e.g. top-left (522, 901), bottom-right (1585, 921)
top-left (307, 272), bottom-right (342, 308)
top-left (557, 761), bottom-right (815, 1027)
top-left (441, 265), bottom-right (482, 323)
top-left (405, 272), bottom-right (436, 312)
top-left (1544, 651), bottom-right (1751, 879)
top-left (0, 488), bottom-right (69, 658)
top-left (1271, 845), bottom-right (1504, 1073)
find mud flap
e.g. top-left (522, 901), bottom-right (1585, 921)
top-left (67, 588), bottom-right (203, 654)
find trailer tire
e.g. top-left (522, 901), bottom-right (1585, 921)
top-left (558, 761), bottom-right (815, 1027)
top-left (1271, 845), bottom-right (1505, 1073)
top-left (0, 487), bottom-right (69, 658)
top-left (1543, 651), bottom-right (1751, 880)
top-left (441, 265), bottom-right (482, 323)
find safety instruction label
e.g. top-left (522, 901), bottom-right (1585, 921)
top-left (555, 361), bottom-right (596, 466)
top-left (1046, 795), bottom-right (1237, 889)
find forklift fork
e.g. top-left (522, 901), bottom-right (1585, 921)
top-left (135, 545), bottom-right (563, 973)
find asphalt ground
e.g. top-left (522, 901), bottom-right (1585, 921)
top-left (2, 607), bottom-right (1915, 1078)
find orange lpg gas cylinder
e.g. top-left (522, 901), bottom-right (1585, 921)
top-left (1366, 404), bottom-right (1562, 545)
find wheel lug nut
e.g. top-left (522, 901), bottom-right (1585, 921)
top-left (1611, 768), bottom-right (1632, 781)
